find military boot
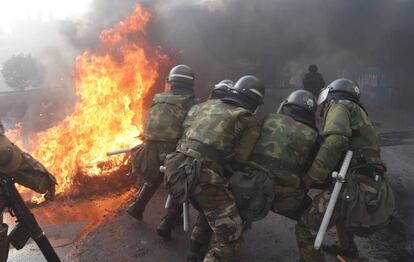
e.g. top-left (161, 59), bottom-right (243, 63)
top-left (156, 212), bottom-right (180, 240)
top-left (187, 240), bottom-right (206, 262)
top-left (157, 200), bottom-right (183, 240)
top-left (295, 223), bottom-right (326, 262)
top-left (322, 242), bottom-right (359, 259)
top-left (322, 224), bottom-right (359, 259)
top-left (126, 183), bottom-right (158, 221)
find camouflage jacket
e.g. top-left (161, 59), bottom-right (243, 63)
top-left (143, 92), bottom-right (196, 143)
top-left (180, 99), bottom-right (260, 172)
top-left (0, 134), bottom-right (23, 174)
top-left (0, 134), bottom-right (56, 194)
top-left (252, 113), bottom-right (319, 188)
top-left (307, 99), bottom-right (384, 183)
top-left (176, 102), bottom-right (204, 149)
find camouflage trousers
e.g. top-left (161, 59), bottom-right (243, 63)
top-left (190, 167), bottom-right (243, 262)
top-left (295, 190), bottom-right (351, 262)
top-left (190, 213), bottom-right (213, 259)
top-left (295, 170), bottom-right (395, 262)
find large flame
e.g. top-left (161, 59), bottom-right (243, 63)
top-left (23, 5), bottom-right (171, 193)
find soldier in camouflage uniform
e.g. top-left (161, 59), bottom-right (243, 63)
top-left (157, 80), bottom-right (233, 240)
top-left (296, 79), bottom-right (395, 261)
top-left (251, 90), bottom-right (320, 221)
top-left (0, 123), bottom-right (56, 261)
top-left (165, 75), bottom-right (264, 261)
top-left (177, 80), bottom-right (234, 150)
top-left (127, 65), bottom-right (197, 223)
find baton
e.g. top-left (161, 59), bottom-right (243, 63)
top-left (314, 151), bottom-right (353, 250)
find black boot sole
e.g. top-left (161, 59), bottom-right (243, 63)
top-left (156, 227), bottom-right (172, 240)
top-left (126, 208), bottom-right (143, 221)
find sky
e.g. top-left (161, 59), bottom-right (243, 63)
top-left (0, 0), bottom-right (92, 34)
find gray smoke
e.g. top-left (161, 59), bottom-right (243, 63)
top-left (152, 0), bottom-right (414, 95)
top-left (3, 0), bottom-right (414, 133)
top-left (0, 19), bottom-right (80, 135)
top-left (72, 0), bottom-right (414, 104)
top-left (59, 0), bottom-right (139, 50)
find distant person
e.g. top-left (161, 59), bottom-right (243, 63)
top-left (303, 64), bottom-right (326, 97)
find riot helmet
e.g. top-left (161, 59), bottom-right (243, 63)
top-left (166, 64), bottom-right (194, 92)
top-left (278, 90), bottom-right (317, 115)
top-left (221, 75), bottom-right (265, 112)
top-left (278, 90), bottom-right (317, 129)
top-left (211, 80), bottom-right (233, 99)
top-left (318, 78), bottom-right (361, 105)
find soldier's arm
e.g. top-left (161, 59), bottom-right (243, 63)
top-left (304, 102), bottom-right (352, 184)
top-left (0, 134), bottom-right (23, 174)
top-left (232, 114), bottom-right (260, 171)
top-left (0, 134), bottom-right (56, 198)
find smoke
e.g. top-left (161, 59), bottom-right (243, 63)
top-left (0, 19), bottom-right (80, 135)
top-left (71, 0), bottom-right (414, 102)
top-left (59, 0), bottom-right (138, 50)
top-left (3, 0), bottom-right (414, 96)
top-left (149, 0), bottom-right (414, 93)
top-left (2, 0), bottom-right (414, 129)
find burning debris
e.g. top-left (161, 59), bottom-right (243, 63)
top-left (9, 5), bottom-right (172, 195)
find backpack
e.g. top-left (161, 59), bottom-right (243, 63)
top-left (230, 170), bottom-right (275, 223)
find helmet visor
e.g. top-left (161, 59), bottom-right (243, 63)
top-left (317, 87), bottom-right (330, 105)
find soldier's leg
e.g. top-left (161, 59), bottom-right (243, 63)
top-left (322, 224), bottom-right (359, 259)
top-left (128, 142), bottom-right (174, 221)
top-left (157, 198), bottom-right (183, 240)
top-left (187, 213), bottom-right (213, 262)
top-left (127, 178), bottom-right (162, 221)
top-left (295, 190), bottom-right (341, 262)
top-left (192, 184), bottom-right (243, 262)
top-left (128, 143), bottom-right (164, 221)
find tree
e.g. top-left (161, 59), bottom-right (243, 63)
top-left (1, 54), bottom-right (46, 91)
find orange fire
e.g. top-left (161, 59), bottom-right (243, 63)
top-left (23, 5), bottom-right (171, 193)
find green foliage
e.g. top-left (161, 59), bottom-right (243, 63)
top-left (1, 54), bottom-right (46, 91)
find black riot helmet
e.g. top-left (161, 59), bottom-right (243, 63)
top-left (318, 78), bottom-right (361, 105)
top-left (278, 90), bottom-right (317, 129)
top-left (278, 90), bottom-right (317, 115)
top-left (167, 64), bottom-right (194, 91)
top-left (221, 75), bottom-right (265, 112)
top-left (308, 64), bottom-right (318, 73)
top-left (211, 80), bottom-right (233, 99)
